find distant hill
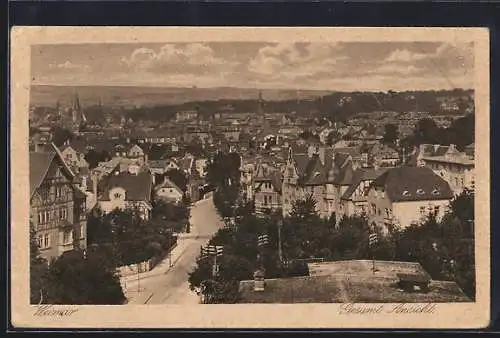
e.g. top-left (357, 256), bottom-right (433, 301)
top-left (29, 85), bottom-right (333, 108)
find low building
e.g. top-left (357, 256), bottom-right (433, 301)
top-left (97, 169), bottom-right (153, 220)
top-left (366, 167), bottom-right (454, 230)
top-left (30, 144), bottom-right (87, 261)
top-left (154, 176), bottom-right (184, 204)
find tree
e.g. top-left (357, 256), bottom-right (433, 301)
top-left (383, 123), bottom-right (399, 145)
top-left (85, 149), bottom-right (110, 169)
top-left (30, 223), bottom-right (49, 304)
top-left (51, 126), bottom-right (74, 147)
top-left (289, 194), bottom-right (317, 221)
top-left (44, 250), bottom-right (125, 305)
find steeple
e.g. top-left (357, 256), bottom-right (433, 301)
top-left (72, 91), bottom-right (82, 123)
top-left (73, 92), bottom-right (81, 112)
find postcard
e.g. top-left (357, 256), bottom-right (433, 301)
top-left (10, 26), bottom-right (490, 328)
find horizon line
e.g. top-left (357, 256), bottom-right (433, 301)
top-left (30, 83), bottom-right (474, 93)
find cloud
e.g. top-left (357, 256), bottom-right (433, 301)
top-left (120, 43), bottom-right (238, 74)
top-left (49, 61), bottom-right (91, 71)
top-left (247, 43), bottom-right (343, 80)
top-left (385, 49), bottom-right (429, 63)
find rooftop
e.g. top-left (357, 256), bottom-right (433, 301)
top-left (238, 260), bottom-right (471, 303)
top-left (371, 167), bottom-right (454, 202)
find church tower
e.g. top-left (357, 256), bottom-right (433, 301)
top-left (71, 92), bottom-right (81, 123)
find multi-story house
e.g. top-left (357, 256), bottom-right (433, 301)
top-left (338, 168), bottom-right (389, 220)
top-left (253, 163), bottom-right (283, 216)
top-left (281, 146), bottom-right (354, 220)
top-left (416, 143), bottom-right (475, 195)
top-left (59, 140), bottom-right (90, 174)
top-left (30, 144), bottom-right (87, 262)
top-left (97, 168), bottom-right (154, 220)
top-left (366, 167), bottom-right (454, 231)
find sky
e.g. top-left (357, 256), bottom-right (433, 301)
top-left (31, 41), bottom-right (474, 91)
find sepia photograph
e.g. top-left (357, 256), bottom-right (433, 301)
top-left (10, 27), bottom-right (490, 328)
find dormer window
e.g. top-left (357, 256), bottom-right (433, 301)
top-left (416, 189), bottom-right (425, 195)
top-left (431, 189), bottom-right (440, 195)
top-left (402, 190), bottom-right (411, 197)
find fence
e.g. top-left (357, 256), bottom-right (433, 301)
top-left (116, 236), bottom-right (178, 277)
top-left (117, 259), bottom-right (153, 277)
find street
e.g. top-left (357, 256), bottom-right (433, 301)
top-left (122, 196), bottom-right (224, 304)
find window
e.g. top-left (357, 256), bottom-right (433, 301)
top-left (385, 208), bottom-right (390, 218)
top-left (419, 206), bottom-right (426, 216)
top-left (432, 189), bottom-right (440, 196)
top-left (38, 212), bottom-right (43, 224)
top-left (434, 205), bottom-right (440, 214)
top-left (402, 190), bottom-right (410, 197)
top-left (43, 234), bottom-right (50, 248)
top-left (460, 177), bottom-right (464, 187)
top-left (55, 186), bottom-right (63, 198)
top-left (38, 236), bottom-right (43, 248)
top-left (416, 189), bottom-right (425, 195)
top-left (60, 207), bottom-right (67, 220)
top-left (114, 192), bottom-right (122, 199)
top-left (63, 230), bottom-right (73, 245)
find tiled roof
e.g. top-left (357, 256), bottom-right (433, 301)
top-left (30, 144), bottom-right (75, 199)
top-left (155, 177), bottom-right (183, 195)
top-left (99, 171), bottom-right (153, 202)
top-left (254, 163), bottom-right (283, 193)
top-left (292, 154), bottom-right (310, 175)
top-left (341, 168), bottom-right (389, 200)
top-left (371, 167), bottom-right (453, 202)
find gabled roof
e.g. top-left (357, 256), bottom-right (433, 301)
top-left (99, 171), bottom-right (153, 202)
top-left (60, 139), bottom-right (88, 154)
top-left (371, 167), bottom-right (453, 202)
top-left (30, 143), bottom-right (75, 199)
top-left (341, 168), bottom-right (389, 200)
top-left (254, 163), bottom-right (283, 193)
top-left (155, 177), bottom-right (183, 195)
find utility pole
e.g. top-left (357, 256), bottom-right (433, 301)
top-left (137, 262), bottom-right (140, 293)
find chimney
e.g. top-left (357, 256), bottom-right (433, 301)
top-left (253, 269), bottom-right (265, 292)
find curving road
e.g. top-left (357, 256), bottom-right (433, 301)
top-left (123, 196), bottom-right (223, 304)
